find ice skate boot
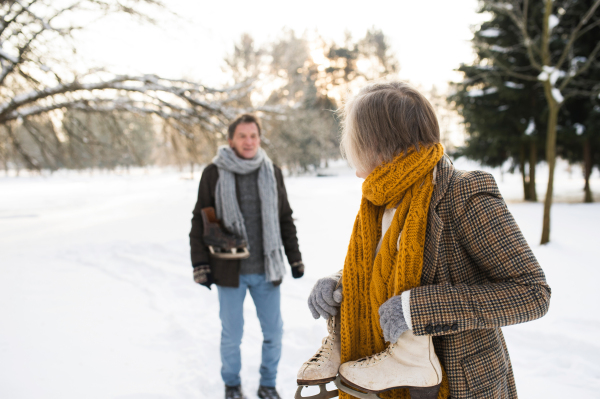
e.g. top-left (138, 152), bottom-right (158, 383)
top-left (201, 207), bottom-right (250, 260)
top-left (295, 315), bottom-right (341, 399)
top-left (335, 330), bottom-right (442, 399)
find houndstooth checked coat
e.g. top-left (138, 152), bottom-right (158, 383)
top-left (410, 156), bottom-right (551, 399)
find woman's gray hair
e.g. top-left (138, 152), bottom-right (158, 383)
top-left (339, 81), bottom-right (440, 173)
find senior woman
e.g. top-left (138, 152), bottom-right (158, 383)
top-left (297, 82), bottom-right (551, 399)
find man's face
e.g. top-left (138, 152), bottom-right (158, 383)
top-left (228, 122), bottom-right (261, 159)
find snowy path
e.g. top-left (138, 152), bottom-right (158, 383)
top-left (1, 162), bottom-right (599, 398)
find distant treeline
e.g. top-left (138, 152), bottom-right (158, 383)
top-left (0, 0), bottom-right (405, 175)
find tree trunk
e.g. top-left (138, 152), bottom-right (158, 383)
top-left (541, 99), bottom-right (559, 245)
top-left (520, 143), bottom-right (531, 201)
top-left (583, 137), bottom-right (593, 203)
top-left (529, 140), bottom-right (538, 202)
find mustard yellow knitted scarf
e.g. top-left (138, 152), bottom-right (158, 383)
top-left (340, 143), bottom-right (449, 399)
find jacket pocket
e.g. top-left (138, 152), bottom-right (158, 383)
top-left (210, 258), bottom-right (240, 287)
top-left (461, 344), bottom-right (508, 392)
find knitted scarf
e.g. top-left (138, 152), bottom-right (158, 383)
top-left (212, 146), bottom-right (286, 282)
top-left (340, 143), bottom-right (449, 399)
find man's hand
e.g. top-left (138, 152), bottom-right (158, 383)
top-left (379, 295), bottom-right (408, 344)
top-left (308, 273), bottom-right (342, 319)
top-left (291, 261), bottom-right (305, 279)
top-left (193, 264), bottom-right (213, 289)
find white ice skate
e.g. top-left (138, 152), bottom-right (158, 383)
top-left (335, 330), bottom-right (442, 399)
top-left (295, 315), bottom-right (341, 399)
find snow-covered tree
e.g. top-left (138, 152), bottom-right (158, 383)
top-left (473, 0), bottom-right (600, 243)
top-left (0, 0), bottom-right (248, 171)
top-left (450, 6), bottom-right (548, 202)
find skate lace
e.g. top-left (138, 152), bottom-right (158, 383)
top-left (307, 335), bottom-right (334, 365)
top-left (306, 319), bottom-right (337, 366)
top-left (354, 343), bottom-right (396, 367)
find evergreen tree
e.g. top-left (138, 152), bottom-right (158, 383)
top-left (450, 8), bottom-right (547, 201)
top-left (453, 0), bottom-right (600, 242)
top-left (554, 0), bottom-right (600, 202)
top-left (560, 98), bottom-right (600, 202)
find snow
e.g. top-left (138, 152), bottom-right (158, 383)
top-left (490, 45), bottom-right (510, 53)
top-left (569, 57), bottom-right (588, 76)
top-left (0, 48), bottom-right (19, 64)
top-left (505, 81), bottom-right (525, 89)
top-left (467, 87), bottom-right (498, 97)
top-left (497, 3), bottom-right (514, 11)
top-left (538, 65), bottom-right (566, 85)
top-left (525, 118), bottom-right (535, 135)
top-left (1, 159), bottom-right (599, 399)
top-left (552, 87), bottom-right (564, 104)
top-left (479, 28), bottom-right (501, 38)
top-left (549, 15), bottom-right (560, 31)
top-left (537, 66), bottom-right (565, 103)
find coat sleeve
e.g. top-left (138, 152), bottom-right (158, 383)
top-left (274, 166), bottom-right (303, 265)
top-left (410, 171), bottom-right (551, 336)
top-left (189, 164), bottom-right (218, 267)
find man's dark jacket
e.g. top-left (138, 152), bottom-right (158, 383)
top-left (189, 163), bottom-right (302, 287)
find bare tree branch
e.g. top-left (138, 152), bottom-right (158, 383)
top-left (556, 0), bottom-right (600, 70)
top-left (560, 40), bottom-right (600, 89)
top-left (483, 0), bottom-right (543, 70)
top-left (5, 123), bottom-right (40, 170)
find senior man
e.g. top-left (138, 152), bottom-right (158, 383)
top-left (189, 114), bottom-right (304, 399)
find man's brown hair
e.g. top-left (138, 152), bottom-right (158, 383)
top-left (339, 81), bottom-right (440, 173)
top-left (228, 114), bottom-right (262, 140)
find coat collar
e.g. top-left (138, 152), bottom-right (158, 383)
top-left (421, 155), bottom-right (454, 285)
top-left (431, 155), bottom-right (454, 209)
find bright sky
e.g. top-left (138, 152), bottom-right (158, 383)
top-left (76, 0), bottom-right (487, 92)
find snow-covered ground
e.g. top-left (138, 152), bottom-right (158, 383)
top-left (1, 159), bottom-right (599, 399)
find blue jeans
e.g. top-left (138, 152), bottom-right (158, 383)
top-left (217, 273), bottom-right (283, 387)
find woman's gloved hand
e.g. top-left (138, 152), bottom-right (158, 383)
top-left (307, 272), bottom-right (343, 319)
top-left (378, 294), bottom-right (409, 344)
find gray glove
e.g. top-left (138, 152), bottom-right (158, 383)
top-left (378, 294), bottom-right (408, 344)
top-left (307, 273), bottom-right (343, 319)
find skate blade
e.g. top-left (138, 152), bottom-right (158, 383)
top-left (295, 383), bottom-right (339, 399)
top-left (335, 375), bottom-right (441, 399)
top-left (208, 246), bottom-right (250, 259)
top-left (334, 375), bottom-right (381, 399)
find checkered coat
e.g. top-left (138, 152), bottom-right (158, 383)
top-left (410, 156), bottom-right (551, 399)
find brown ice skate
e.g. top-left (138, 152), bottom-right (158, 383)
top-left (201, 207), bottom-right (250, 260)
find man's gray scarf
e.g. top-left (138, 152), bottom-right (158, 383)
top-left (212, 146), bottom-right (286, 282)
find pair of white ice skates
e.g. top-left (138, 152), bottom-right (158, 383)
top-left (295, 316), bottom-right (443, 399)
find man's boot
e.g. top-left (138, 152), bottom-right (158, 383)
top-left (225, 384), bottom-right (247, 399)
top-left (201, 207), bottom-right (249, 259)
top-left (336, 330), bottom-right (442, 399)
top-left (295, 315), bottom-right (340, 399)
top-left (257, 385), bottom-right (282, 399)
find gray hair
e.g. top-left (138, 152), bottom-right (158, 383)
top-left (339, 81), bottom-right (440, 174)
